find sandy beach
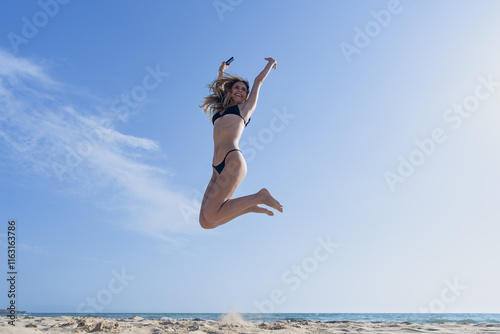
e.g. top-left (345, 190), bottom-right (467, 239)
top-left (1, 315), bottom-right (500, 333)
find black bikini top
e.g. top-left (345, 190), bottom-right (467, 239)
top-left (212, 105), bottom-right (251, 127)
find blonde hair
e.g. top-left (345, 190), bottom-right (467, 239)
top-left (199, 73), bottom-right (250, 120)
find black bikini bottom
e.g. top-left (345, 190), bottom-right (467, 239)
top-left (212, 149), bottom-right (241, 174)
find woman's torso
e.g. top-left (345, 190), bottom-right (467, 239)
top-left (212, 103), bottom-right (250, 164)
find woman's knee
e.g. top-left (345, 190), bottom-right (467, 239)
top-left (200, 209), bottom-right (220, 229)
top-left (199, 210), bottom-right (217, 229)
top-left (201, 206), bottom-right (222, 227)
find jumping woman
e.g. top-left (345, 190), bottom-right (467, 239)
top-left (199, 57), bottom-right (283, 229)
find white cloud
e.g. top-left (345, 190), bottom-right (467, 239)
top-left (0, 49), bottom-right (202, 242)
top-left (0, 49), bottom-right (54, 85)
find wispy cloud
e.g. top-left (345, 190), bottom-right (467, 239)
top-left (0, 234), bottom-right (49, 256)
top-left (0, 49), bottom-right (54, 84)
top-left (0, 49), bottom-right (201, 243)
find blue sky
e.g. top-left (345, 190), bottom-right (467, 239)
top-left (1, 0), bottom-right (500, 313)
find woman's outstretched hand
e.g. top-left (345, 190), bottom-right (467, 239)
top-left (219, 61), bottom-right (230, 73)
top-left (265, 57), bottom-right (277, 69)
top-left (254, 57), bottom-right (278, 83)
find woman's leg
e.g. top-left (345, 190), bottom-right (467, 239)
top-left (199, 170), bottom-right (259, 228)
top-left (202, 151), bottom-right (282, 228)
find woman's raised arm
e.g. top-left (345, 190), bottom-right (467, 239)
top-left (255, 57), bottom-right (277, 83)
top-left (218, 61), bottom-right (230, 79)
top-left (243, 58), bottom-right (277, 113)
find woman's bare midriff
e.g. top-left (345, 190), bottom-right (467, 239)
top-left (212, 114), bottom-right (246, 165)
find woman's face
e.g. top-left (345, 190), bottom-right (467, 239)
top-left (231, 81), bottom-right (248, 104)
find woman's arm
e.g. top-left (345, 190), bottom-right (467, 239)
top-left (242, 58), bottom-right (277, 115)
top-left (218, 61), bottom-right (230, 79)
top-left (255, 57), bottom-right (277, 83)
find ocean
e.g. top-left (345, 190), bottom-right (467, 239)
top-left (20, 313), bottom-right (500, 324)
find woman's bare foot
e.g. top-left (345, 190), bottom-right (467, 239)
top-left (250, 205), bottom-right (274, 216)
top-left (257, 188), bottom-right (283, 212)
